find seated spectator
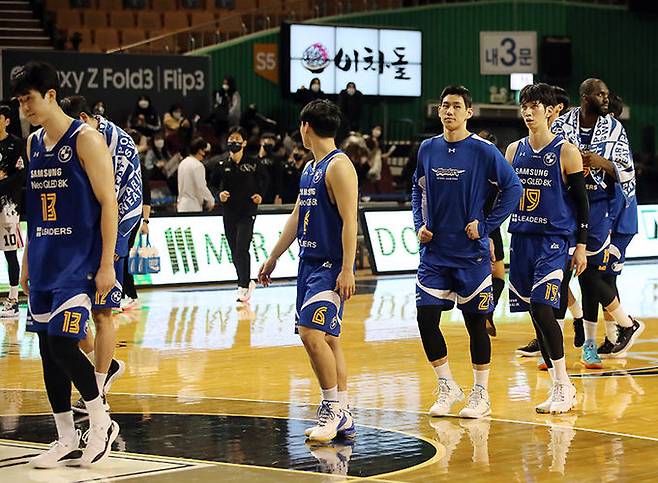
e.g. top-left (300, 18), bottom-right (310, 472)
top-left (275, 145), bottom-right (309, 204)
top-left (128, 95), bottom-right (161, 138)
top-left (163, 104), bottom-right (192, 137)
top-left (144, 131), bottom-right (172, 171)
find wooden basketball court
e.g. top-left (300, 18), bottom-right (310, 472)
top-left (1, 262), bottom-right (657, 481)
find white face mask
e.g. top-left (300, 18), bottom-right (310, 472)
top-left (372, 129), bottom-right (382, 138)
top-left (311, 84), bottom-right (320, 93)
top-left (95, 106), bottom-right (105, 115)
top-left (154, 139), bottom-right (165, 149)
top-left (138, 100), bottom-right (149, 109)
top-left (347, 88), bottom-right (356, 96)
top-left (222, 84), bottom-right (230, 91)
top-left (172, 111), bottom-right (183, 120)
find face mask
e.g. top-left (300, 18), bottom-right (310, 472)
top-left (154, 139), bottom-right (165, 149)
top-left (138, 100), bottom-right (149, 109)
top-left (347, 88), bottom-right (356, 96)
top-left (311, 84), bottom-right (320, 93)
top-left (263, 143), bottom-right (275, 153)
top-left (222, 83), bottom-right (230, 91)
top-left (372, 129), bottom-right (382, 138)
top-left (95, 106), bottom-right (105, 115)
top-left (227, 142), bottom-right (242, 153)
top-left (173, 111), bottom-right (182, 120)
top-left (293, 153), bottom-right (304, 161)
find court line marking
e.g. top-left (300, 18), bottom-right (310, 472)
top-left (4, 388), bottom-right (658, 445)
top-left (0, 413), bottom-right (438, 482)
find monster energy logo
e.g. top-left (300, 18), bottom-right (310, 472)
top-left (165, 227), bottom-right (199, 274)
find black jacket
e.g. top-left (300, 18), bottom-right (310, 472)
top-left (212, 153), bottom-right (269, 217)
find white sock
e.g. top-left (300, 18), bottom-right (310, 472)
top-left (473, 369), bottom-right (490, 390)
top-left (85, 395), bottom-right (110, 428)
top-left (608, 306), bottom-right (633, 328)
top-left (547, 367), bottom-right (556, 381)
top-left (605, 319), bottom-right (619, 343)
top-left (321, 386), bottom-right (338, 402)
top-left (433, 361), bottom-right (453, 381)
top-left (584, 320), bottom-right (597, 341)
top-left (95, 372), bottom-right (107, 396)
top-left (556, 319), bottom-right (565, 331)
top-left (551, 357), bottom-right (570, 384)
top-left (569, 300), bottom-right (583, 319)
top-left (53, 411), bottom-right (76, 444)
top-left (9, 286), bottom-right (19, 300)
top-left (85, 350), bottom-right (95, 364)
top-left (337, 390), bottom-right (349, 410)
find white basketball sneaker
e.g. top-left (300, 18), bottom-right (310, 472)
top-left (549, 382), bottom-right (577, 414)
top-left (70, 419), bottom-right (119, 467)
top-left (29, 430), bottom-right (82, 469)
top-left (429, 378), bottom-right (464, 417)
top-left (308, 401), bottom-right (342, 442)
top-left (458, 384), bottom-right (491, 419)
top-left (535, 385), bottom-right (555, 414)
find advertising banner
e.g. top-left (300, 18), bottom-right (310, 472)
top-left (1, 50), bottom-right (211, 123)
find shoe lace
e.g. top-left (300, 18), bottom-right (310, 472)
top-left (466, 385), bottom-right (485, 409)
top-left (435, 378), bottom-right (451, 406)
top-left (584, 342), bottom-right (600, 361)
top-left (552, 383), bottom-right (566, 403)
top-left (317, 401), bottom-right (336, 428)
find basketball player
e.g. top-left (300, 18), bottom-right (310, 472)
top-left (552, 79), bottom-right (642, 368)
top-left (12, 61), bottom-right (119, 467)
top-left (506, 83), bottom-right (588, 414)
top-left (477, 130), bottom-right (503, 338)
top-left (258, 100), bottom-right (358, 441)
top-left (61, 95), bottom-right (143, 412)
top-left (0, 104), bottom-right (25, 318)
top-left (597, 93), bottom-right (639, 358)
top-left (516, 85), bottom-right (586, 365)
top-left (413, 85), bottom-right (521, 419)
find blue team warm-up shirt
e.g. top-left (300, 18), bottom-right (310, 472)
top-left (412, 134), bottom-right (522, 267)
top-left (297, 149), bottom-right (344, 262)
top-left (96, 116), bottom-right (143, 257)
top-left (27, 120), bottom-right (102, 290)
top-left (508, 136), bottom-right (576, 236)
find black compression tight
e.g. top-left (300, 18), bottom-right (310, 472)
top-left (578, 266), bottom-right (617, 321)
top-left (417, 306), bottom-right (490, 365)
top-left (4, 250), bottom-right (19, 287)
top-left (530, 302), bottom-right (565, 361)
top-left (38, 332), bottom-right (99, 413)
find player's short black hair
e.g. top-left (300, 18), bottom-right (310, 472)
top-left (608, 93), bottom-right (623, 119)
top-left (299, 99), bottom-right (341, 139)
top-left (227, 125), bottom-right (247, 141)
top-left (0, 104), bottom-right (11, 118)
top-left (10, 61), bottom-right (59, 97)
top-left (520, 83), bottom-right (557, 108)
top-left (60, 95), bottom-right (91, 118)
top-left (552, 86), bottom-right (570, 109)
top-left (190, 137), bottom-right (208, 154)
top-left (440, 85), bottom-right (472, 108)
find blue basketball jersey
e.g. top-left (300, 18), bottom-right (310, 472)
top-left (97, 116), bottom-right (143, 257)
top-left (297, 149), bottom-right (344, 261)
top-left (508, 136), bottom-right (576, 236)
top-left (27, 120), bottom-right (102, 290)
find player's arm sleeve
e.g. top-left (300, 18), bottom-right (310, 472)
top-left (567, 172), bottom-right (589, 245)
top-left (411, 141), bottom-right (427, 233)
top-left (482, 149), bottom-right (522, 236)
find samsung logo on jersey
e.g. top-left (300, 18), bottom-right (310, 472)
top-left (35, 226), bottom-right (73, 237)
top-left (31, 168), bottom-right (63, 178)
top-left (432, 167), bottom-right (465, 179)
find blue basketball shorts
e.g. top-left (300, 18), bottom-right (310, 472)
top-left (415, 257), bottom-right (493, 314)
top-left (26, 286), bottom-right (96, 340)
top-left (606, 233), bottom-right (634, 275)
top-left (91, 257), bottom-right (125, 310)
top-left (586, 199), bottom-right (612, 269)
top-left (509, 234), bottom-right (568, 312)
top-left (295, 258), bottom-right (345, 337)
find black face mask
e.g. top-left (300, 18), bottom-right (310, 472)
top-left (293, 153), bottom-right (304, 161)
top-left (228, 142), bottom-right (242, 153)
top-left (263, 144), bottom-right (275, 154)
